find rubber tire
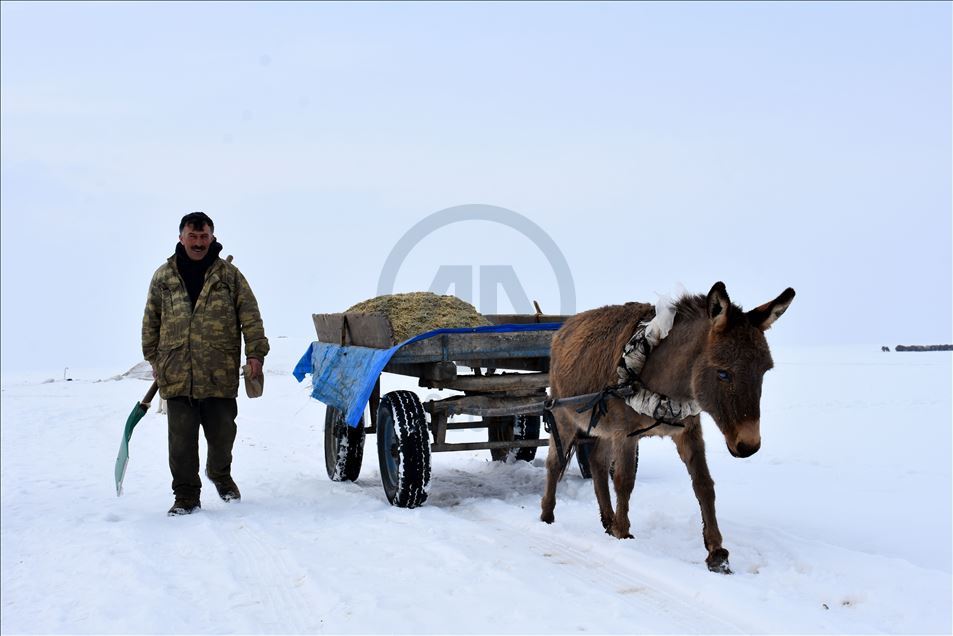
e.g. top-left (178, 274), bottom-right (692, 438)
top-left (377, 391), bottom-right (431, 508)
top-left (486, 416), bottom-right (511, 462)
top-left (511, 415), bottom-right (541, 462)
top-left (488, 415), bottom-right (541, 462)
top-left (324, 407), bottom-right (365, 482)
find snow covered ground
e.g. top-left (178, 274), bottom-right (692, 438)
top-left (1, 338), bottom-right (950, 634)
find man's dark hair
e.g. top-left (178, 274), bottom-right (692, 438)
top-left (179, 212), bottom-right (214, 233)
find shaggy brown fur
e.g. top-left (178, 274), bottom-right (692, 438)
top-left (541, 282), bottom-right (795, 573)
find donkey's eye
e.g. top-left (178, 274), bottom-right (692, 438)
top-left (717, 370), bottom-right (731, 382)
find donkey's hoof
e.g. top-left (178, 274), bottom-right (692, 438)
top-left (610, 526), bottom-right (634, 540)
top-left (709, 560), bottom-right (732, 575)
top-left (706, 549), bottom-right (732, 574)
top-left (540, 511), bottom-right (555, 524)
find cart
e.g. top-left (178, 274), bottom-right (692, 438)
top-left (294, 311), bottom-right (576, 507)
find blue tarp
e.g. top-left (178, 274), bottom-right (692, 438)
top-left (293, 323), bottom-right (562, 427)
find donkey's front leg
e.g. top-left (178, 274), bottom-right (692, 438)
top-left (604, 401), bottom-right (645, 538)
top-left (674, 418), bottom-right (731, 574)
top-left (587, 438), bottom-right (617, 534)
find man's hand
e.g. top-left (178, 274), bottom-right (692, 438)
top-left (246, 357), bottom-right (263, 380)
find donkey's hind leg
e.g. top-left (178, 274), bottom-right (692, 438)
top-left (540, 409), bottom-right (575, 524)
top-left (540, 437), bottom-right (561, 524)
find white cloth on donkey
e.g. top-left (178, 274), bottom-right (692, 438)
top-left (616, 294), bottom-right (701, 422)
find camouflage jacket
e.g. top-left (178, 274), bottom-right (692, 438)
top-left (142, 254), bottom-right (269, 399)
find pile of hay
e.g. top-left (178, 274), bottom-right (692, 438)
top-left (346, 292), bottom-right (490, 342)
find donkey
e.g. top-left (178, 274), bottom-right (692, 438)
top-left (540, 282), bottom-right (795, 573)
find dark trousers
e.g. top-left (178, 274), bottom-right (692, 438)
top-left (167, 397), bottom-right (238, 500)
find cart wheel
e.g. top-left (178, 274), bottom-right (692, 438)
top-left (488, 416), bottom-right (541, 462)
top-left (486, 416), bottom-right (511, 462)
top-left (377, 391), bottom-right (431, 508)
top-left (576, 435), bottom-right (593, 479)
top-left (511, 415), bottom-right (541, 462)
top-left (325, 407), bottom-right (365, 482)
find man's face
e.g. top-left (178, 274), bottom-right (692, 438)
top-left (179, 223), bottom-right (214, 261)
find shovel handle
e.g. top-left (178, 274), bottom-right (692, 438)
top-left (140, 381), bottom-right (159, 409)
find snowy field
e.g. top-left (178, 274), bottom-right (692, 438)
top-left (1, 338), bottom-right (950, 634)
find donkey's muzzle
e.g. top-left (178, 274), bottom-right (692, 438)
top-left (729, 439), bottom-right (761, 458)
top-left (726, 418), bottom-right (761, 458)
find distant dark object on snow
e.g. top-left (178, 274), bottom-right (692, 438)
top-left (881, 346), bottom-right (890, 352)
top-left (894, 344), bottom-right (953, 352)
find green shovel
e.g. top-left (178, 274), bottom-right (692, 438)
top-left (114, 380), bottom-right (159, 496)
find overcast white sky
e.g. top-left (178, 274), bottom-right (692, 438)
top-left (1, 1), bottom-right (950, 372)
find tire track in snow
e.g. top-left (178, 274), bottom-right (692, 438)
top-left (224, 515), bottom-right (320, 633)
top-left (455, 504), bottom-right (751, 634)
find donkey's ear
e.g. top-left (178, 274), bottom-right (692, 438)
top-left (706, 282), bottom-right (730, 331)
top-left (747, 288), bottom-right (796, 331)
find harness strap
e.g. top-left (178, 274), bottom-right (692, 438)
top-left (577, 383), bottom-right (632, 436)
top-left (542, 409), bottom-right (563, 466)
top-left (576, 382), bottom-right (690, 439)
top-left (542, 409), bottom-right (574, 477)
top-left (626, 418), bottom-right (686, 438)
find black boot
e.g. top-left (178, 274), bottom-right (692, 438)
top-left (207, 470), bottom-right (241, 502)
top-left (168, 497), bottom-right (201, 516)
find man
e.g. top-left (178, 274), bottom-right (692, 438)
top-left (142, 212), bottom-right (269, 516)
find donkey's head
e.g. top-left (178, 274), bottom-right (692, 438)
top-left (691, 282), bottom-right (795, 458)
